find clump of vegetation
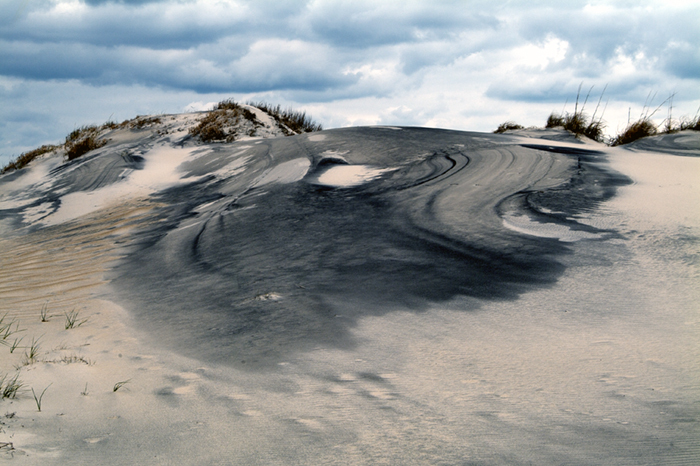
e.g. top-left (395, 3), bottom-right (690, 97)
top-left (679, 115), bottom-right (700, 131)
top-left (611, 118), bottom-right (657, 146)
top-left (0, 372), bottom-right (23, 399)
top-left (545, 84), bottom-right (607, 142)
top-left (493, 121), bottom-right (524, 133)
top-left (0, 314), bottom-right (23, 342)
top-left (64, 309), bottom-right (88, 329)
top-left (189, 99), bottom-right (259, 142)
top-left (545, 113), bottom-right (565, 128)
top-left (123, 115), bottom-right (163, 130)
top-left (609, 92), bottom-right (683, 146)
top-left (0, 144), bottom-right (60, 174)
top-left (248, 101), bottom-right (323, 135)
top-left (659, 97), bottom-right (700, 134)
top-left (21, 336), bottom-right (42, 366)
top-left (64, 125), bottom-right (108, 161)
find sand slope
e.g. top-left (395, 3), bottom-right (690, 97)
top-left (0, 121), bottom-right (698, 464)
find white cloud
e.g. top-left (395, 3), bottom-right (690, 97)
top-left (1, 0), bottom-right (699, 167)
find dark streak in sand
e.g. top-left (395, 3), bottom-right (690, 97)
top-left (100, 127), bottom-right (630, 368)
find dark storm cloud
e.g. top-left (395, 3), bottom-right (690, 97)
top-left (3, 0), bottom-right (698, 101)
top-left (0, 0), bottom-right (500, 95)
top-left (1, 0), bottom-right (700, 167)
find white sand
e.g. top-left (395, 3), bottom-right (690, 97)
top-left (0, 133), bottom-right (698, 464)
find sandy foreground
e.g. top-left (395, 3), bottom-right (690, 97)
top-left (0, 127), bottom-right (698, 464)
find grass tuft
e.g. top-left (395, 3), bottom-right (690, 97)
top-left (545, 113), bottom-right (565, 128)
top-left (64, 125), bottom-right (109, 161)
top-left (8, 337), bottom-right (23, 354)
top-left (1, 145), bottom-right (60, 174)
top-left (125, 116), bottom-right (163, 129)
top-left (189, 99), bottom-right (251, 142)
top-left (0, 315), bottom-right (24, 342)
top-left (22, 336), bottom-right (41, 365)
top-left (545, 84), bottom-right (607, 142)
top-left (678, 114), bottom-right (700, 131)
top-left (40, 302), bottom-right (50, 322)
top-left (64, 309), bottom-right (88, 329)
top-left (611, 118), bottom-right (657, 146)
top-left (494, 121), bottom-right (524, 133)
top-left (247, 101), bottom-right (323, 135)
top-left (31, 384), bottom-right (51, 412)
top-left (0, 373), bottom-right (23, 399)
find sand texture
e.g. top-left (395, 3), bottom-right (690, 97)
top-left (0, 118), bottom-right (698, 465)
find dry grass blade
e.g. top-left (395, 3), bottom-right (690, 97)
top-left (113, 379), bottom-right (131, 392)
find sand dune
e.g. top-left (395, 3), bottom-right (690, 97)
top-left (0, 116), bottom-right (697, 464)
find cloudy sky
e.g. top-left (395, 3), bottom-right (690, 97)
top-left (1, 0), bottom-right (699, 166)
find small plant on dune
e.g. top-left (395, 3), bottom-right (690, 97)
top-left (546, 84), bottom-right (607, 142)
top-left (22, 336), bottom-right (42, 365)
top-left (493, 121), bottom-right (524, 133)
top-left (662, 100), bottom-right (700, 133)
top-left (81, 383), bottom-right (89, 396)
top-left (8, 336), bottom-right (23, 354)
top-left (64, 309), bottom-right (88, 329)
top-left (189, 99), bottom-right (257, 142)
top-left (48, 354), bottom-right (93, 365)
top-left (113, 379), bottom-right (130, 392)
top-left (0, 144), bottom-right (60, 174)
top-left (1, 373), bottom-right (23, 399)
top-left (247, 101), bottom-right (323, 135)
top-left (0, 315), bottom-right (23, 343)
top-left (64, 125), bottom-right (108, 161)
top-left (125, 115), bottom-right (163, 130)
top-left (40, 302), bottom-right (50, 322)
top-left (679, 114), bottom-right (700, 131)
top-left (545, 113), bottom-right (565, 128)
top-left (611, 118), bottom-right (657, 146)
top-left (31, 384), bottom-right (51, 412)
top-left (611, 92), bottom-right (673, 146)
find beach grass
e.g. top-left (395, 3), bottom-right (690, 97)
top-left (64, 125), bottom-right (109, 161)
top-left (113, 379), bottom-right (130, 392)
top-left (8, 337), bottom-right (23, 354)
top-left (22, 336), bottom-right (42, 365)
top-left (247, 101), bottom-right (323, 134)
top-left (0, 144), bottom-right (60, 174)
top-left (0, 373), bottom-right (23, 399)
top-left (545, 84), bottom-right (607, 142)
top-left (188, 99), bottom-right (259, 142)
top-left (493, 121), bottom-right (524, 133)
top-left (64, 309), bottom-right (88, 329)
top-left (31, 384), bottom-right (51, 412)
top-left (611, 118), bottom-right (657, 146)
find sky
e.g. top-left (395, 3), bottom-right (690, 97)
top-left (1, 0), bottom-right (699, 166)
